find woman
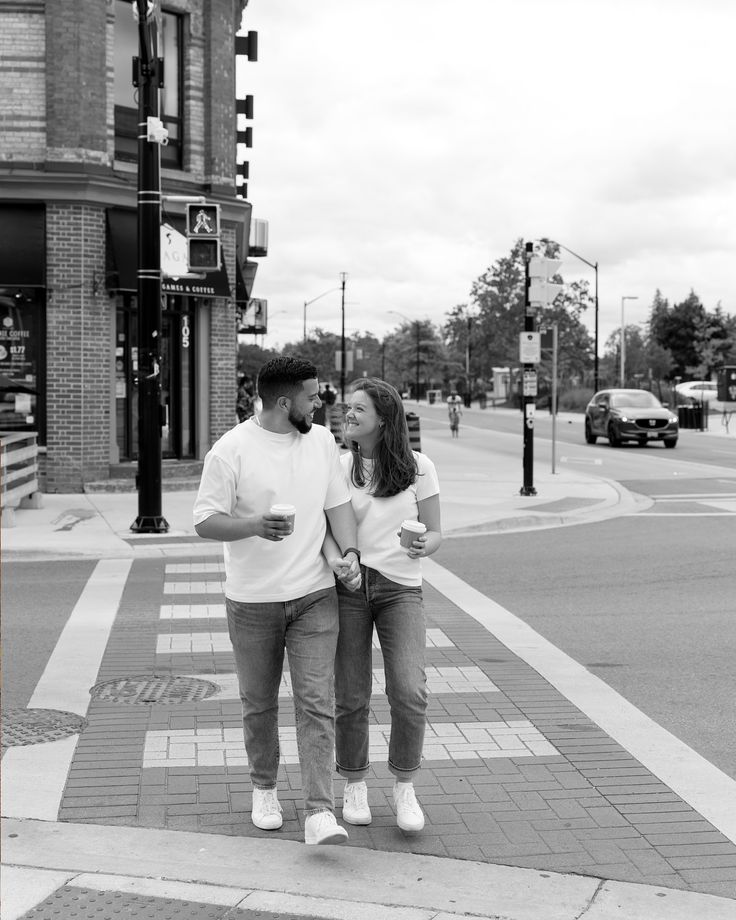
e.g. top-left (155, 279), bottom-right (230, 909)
top-left (324, 378), bottom-right (442, 833)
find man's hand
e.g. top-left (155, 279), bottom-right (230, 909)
top-left (329, 553), bottom-right (362, 591)
top-left (256, 512), bottom-right (294, 542)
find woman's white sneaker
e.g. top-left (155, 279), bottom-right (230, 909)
top-left (342, 781), bottom-right (372, 825)
top-left (304, 811), bottom-right (349, 845)
top-left (393, 782), bottom-right (424, 833)
top-left (251, 787), bottom-right (282, 830)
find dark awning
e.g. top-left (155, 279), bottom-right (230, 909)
top-left (236, 259), bottom-right (258, 303)
top-left (0, 204), bottom-right (46, 286)
top-left (106, 208), bottom-right (231, 297)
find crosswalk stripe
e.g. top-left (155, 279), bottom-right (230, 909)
top-left (142, 719), bottom-right (558, 768)
top-left (175, 667), bottom-right (499, 701)
top-left (155, 629), bottom-right (456, 653)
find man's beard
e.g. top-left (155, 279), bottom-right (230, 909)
top-left (288, 406), bottom-right (312, 434)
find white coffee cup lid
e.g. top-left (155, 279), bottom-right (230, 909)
top-left (271, 503), bottom-right (296, 515)
top-left (401, 520), bottom-right (426, 534)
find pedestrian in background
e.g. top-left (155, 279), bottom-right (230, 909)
top-left (447, 389), bottom-right (463, 437)
top-left (323, 377), bottom-right (442, 833)
top-left (194, 356), bottom-right (361, 846)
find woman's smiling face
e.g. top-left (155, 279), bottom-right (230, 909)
top-left (345, 389), bottom-right (381, 446)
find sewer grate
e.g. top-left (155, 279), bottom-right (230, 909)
top-left (2, 708), bottom-right (88, 748)
top-left (89, 674), bottom-right (220, 705)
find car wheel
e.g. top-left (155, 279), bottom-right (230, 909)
top-left (607, 423), bottom-right (621, 447)
top-left (664, 438), bottom-right (677, 449)
top-left (585, 419), bottom-right (597, 444)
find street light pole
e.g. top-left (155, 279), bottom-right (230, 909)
top-left (620, 296), bottom-right (638, 387)
top-left (541, 239), bottom-right (599, 390)
top-left (339, 272), bottom-right (347, 400)
top-left (303, 285), bottom-right (341, 342)
top-left (131, 0), bottom-right (168, 534)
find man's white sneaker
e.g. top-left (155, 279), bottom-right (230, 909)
top-left (393, 782), bottom-right (424, 833)
top-left (251, 787), bottom-right (283, 830)
top-left (342, 781), bottom-right (372, 825)
top-left (304, 811), bottom-right (349, 845)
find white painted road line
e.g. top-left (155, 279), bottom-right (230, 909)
top-left (2, 558), bottom-right (132, 821)
top-left (423, 558), bottom-right (736, 846)
top-left (142, 720), bottom-right (559, 768)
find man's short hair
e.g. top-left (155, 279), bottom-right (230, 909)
top-left (257, 356), bottom-right (318, 408)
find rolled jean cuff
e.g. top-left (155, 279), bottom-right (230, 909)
top-left (388, 758), bottom-right (422, 780)
top-left (335, 761), bottom-right (370, 781)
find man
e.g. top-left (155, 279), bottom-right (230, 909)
top-left (447, 389), bottom-right (463, 438)
top-left (194, 356), bottom-right (360, 845)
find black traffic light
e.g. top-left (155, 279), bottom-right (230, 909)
top-left (717, 366), bottom-right (736, 402)
top-left (186, 203), bottom-right (221, 272)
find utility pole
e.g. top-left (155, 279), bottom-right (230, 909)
top-left (521, 243), bottom-right (537, 495)
top-left (131, 0), bottom-right (168, 533)
top-left (339, 272), bottom-right (347, 400)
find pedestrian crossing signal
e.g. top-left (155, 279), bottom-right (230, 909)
top-left (186, 203), bottom-right (221, 272)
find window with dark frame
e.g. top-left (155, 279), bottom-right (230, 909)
top-left (113, 1), bottom-right (183, 169)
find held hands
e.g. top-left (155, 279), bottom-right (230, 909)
top-left (330, 554), bottom-right (362, 592)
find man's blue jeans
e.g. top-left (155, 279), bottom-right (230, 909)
top-left (335, 567), bottom-right (427, 780)
top-left (226, 587), bottom-right (339, 816)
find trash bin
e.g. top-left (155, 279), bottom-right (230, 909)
top-left (478, 394), bottom-right (487, 409)
top-left (405, 412), bottom-right (421, 452)
top-left (463, 394), bottom-right (471, 408)
top-left (427, 391), bottom-right (436, 405)
top-left (677, 405), bottom-right (702, 429)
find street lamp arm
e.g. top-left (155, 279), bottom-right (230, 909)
top-left (540, 238), bottom-right (597, 271)
top-left (303, 286), bottom-right (342, 341)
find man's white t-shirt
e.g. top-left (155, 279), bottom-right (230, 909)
top-left (342, 451), bottom-right (439, 587)
top-left (193, 420), bottom-right (350, 602)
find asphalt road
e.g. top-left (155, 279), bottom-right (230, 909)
top-left (1, 560), bottom-right (96, 710)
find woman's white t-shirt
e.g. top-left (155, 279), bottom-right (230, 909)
top-left (342, 450), bottom-right (439, 587)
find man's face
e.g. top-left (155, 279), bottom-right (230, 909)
top-left (287, 378), bottom-right (322, 434)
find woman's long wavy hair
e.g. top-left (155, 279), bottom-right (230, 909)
top-left (345, 378), bottom-right (418, 497)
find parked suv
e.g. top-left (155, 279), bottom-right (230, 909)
top-left (585, 389), bottom-right (679, 448)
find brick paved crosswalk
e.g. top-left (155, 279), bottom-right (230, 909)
top-left (54, 555), bottom-right (736, 900)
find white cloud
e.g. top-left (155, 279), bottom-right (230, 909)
top-left (239, 0), bottom-right (736, 350)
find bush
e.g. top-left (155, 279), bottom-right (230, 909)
top-left (557, 387), bottom-right (593, 411)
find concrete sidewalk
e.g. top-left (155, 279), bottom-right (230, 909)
top-left (3, 417), bottom-right (735, 920)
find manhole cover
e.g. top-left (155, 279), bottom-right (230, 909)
top-left (2, 708), bottom-right (88, 747)
top-left (89, 674), bottom-right (220, 704)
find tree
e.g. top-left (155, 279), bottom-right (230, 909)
top-left (460, 239), bottom-right (594, 394)
top-left (648, 290), bottom-right (706, 377)
top-left (693, 305), bottom-right (736, 376)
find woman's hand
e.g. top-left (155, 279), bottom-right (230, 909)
top-left (328, 554), bottom-right (362, 591)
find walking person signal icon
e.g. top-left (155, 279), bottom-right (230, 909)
top-left (186, 203), bottom-right (221, 272)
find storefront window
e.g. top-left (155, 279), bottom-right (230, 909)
top-left (0, 289), bottom-right (46, 442)
top-left (114, 1), bottom-right (183, 169)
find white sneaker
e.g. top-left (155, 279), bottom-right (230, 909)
top-left (304, 811), bottom-right (349, 845)
top-left (342, 781), bottom-right (372, 825)
top-left (393, 782), bottom-right (424, 833)
top-left (251, 787), bottom-right (283, 830)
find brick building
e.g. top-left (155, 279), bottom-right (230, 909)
top-left (0, 0), bottom-right (265, 492)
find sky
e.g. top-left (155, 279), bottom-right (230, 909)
top-left (237, 0), bottom-right (736, 353)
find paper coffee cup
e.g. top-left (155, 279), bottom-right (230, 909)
top-left (400, 519), bottom-right (426, 548)
top-left (270, 503), bottom-right (296, 533)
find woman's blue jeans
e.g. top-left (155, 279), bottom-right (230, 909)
top-left (226, 587), bottom-right (338, 816)
top-left (335, 567), bottom-right (427, 781)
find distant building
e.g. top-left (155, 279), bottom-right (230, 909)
top-left (0, 0), bottom-right (265, 491)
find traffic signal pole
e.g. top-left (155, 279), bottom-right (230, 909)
top-left (131, 0), bottom-right (168, 533)
top-left (520, 242), bottom-right (537, 495)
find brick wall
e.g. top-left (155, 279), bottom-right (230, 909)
top-left (0, 1), bottom-right (46, 162)
top-left (46, 0), bottom-right (108, 164)
top-left (44, 205), bottom-right (111, 492)
top-left (208, 224), bottom-right (237, 444)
